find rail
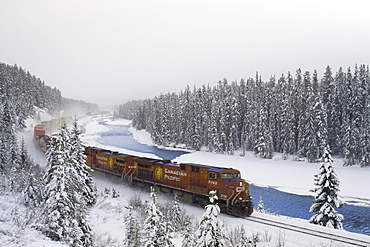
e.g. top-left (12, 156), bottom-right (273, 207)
top-left (246, 215), bottom-right (370, 247)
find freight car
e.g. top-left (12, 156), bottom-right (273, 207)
top-left (34, 126), bottom-right (253, 217)
top-left (85, 146), bottom-right (253, 217)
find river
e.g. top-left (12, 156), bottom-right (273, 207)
top-left (97, 120), bottom-right (370, 236)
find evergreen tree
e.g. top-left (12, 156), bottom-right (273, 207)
top-left (298, 71), bottom-right (313, 158)
top-left (256, 197), bottom-right (266, 213)
top-left (0, 139), bottom-right (6, 171)
top-left (170, 193), bottom-right (182, 230)
top-left (359, 66), bottom-right (370, 166)
top-left (23, 170), bottom-right (43, 208)
top-left (124, 206), bottom-right (141, 247)
top-left (321, 66), bottom-right (337, 153)
top-left (197, 191), bottom-right (227, 247)
top-left (181, 221), bottom-right (196, 247)
top-left (210, 98), bottom-right (222, 153)
top-left (280, 72), bottom-right (296, 157)
top-left (254, 107), bottom-right (273, 159)
top-left (309, 146), bottom-right (343, 229)
top-left (70, 117), bottom-right (97, 206)
top-left (236, 225), bottom-right (253, 247)
top-left (41, 124), bottom-right (93, 246)
top-left (360, 99), bottom-right (370, 167)
top-left (19, 137), bottom-right (30, 170)
top-left (143, 186), bottom-right (174, 247)
top-left (118, 64), bottom-right (370, 165)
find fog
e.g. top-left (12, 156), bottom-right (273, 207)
top-left (1, 0), bottom-right (370, 107)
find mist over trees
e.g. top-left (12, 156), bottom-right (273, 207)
top-left (117, 64), bottom-right (370, 166)
top-left (0, 63), bottom-right (99, 120)
top-left (0, 63), bottom-right (99, 244)
top-left (0, 63), bottom-right (99, 174)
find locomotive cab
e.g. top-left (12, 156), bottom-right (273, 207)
top-left (207, 168), bottom-right (253, 217)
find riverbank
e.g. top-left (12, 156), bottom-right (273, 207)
top-left (81, 116), bottom-right (370, 235)
top-left (81, 116), bottom-right (370, 207)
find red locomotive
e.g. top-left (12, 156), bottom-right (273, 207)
top-left (85, 146), bottom-right (253, 217)
top-left (34, 124), bottom-right (51, 152)
top-left (35, 124), bottom-right (253, 217)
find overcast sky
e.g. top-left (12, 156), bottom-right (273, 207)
top-left (1, 0), bottom-right (370, 106)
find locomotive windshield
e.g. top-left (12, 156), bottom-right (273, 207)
top-left (221, 173), bottom-right (241, 179)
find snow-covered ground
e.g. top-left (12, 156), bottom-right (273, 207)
top-left (80, 115), bottom-right (370, 246)
top-left (4, 114), bottom-right (368, 246)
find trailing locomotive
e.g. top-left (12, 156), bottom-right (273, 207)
top-left (35, 124), bottom-right (253, 217)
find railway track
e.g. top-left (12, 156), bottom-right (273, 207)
top-left (246, 215), bottom-right (370, 247)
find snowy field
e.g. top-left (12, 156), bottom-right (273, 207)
top-left (3, 114), bottom-right (368, 246)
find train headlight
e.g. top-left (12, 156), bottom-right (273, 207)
top-left (236, 187), bottom-right (244, 192)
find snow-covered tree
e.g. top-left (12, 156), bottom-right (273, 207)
top-left (23, 170), bottom-right (43, 208)
top-left (170, 193), bottom-right (182, 230)
top-left (41, 124), bottom-right (93, 246)
top-left (236, 225), bottom-right (254, 247)
top-left (309, 146), bottom-right (343, 229)
top-left (181, 221), bottom-right (196, 247)
top-left (19, 137), bottom-right (30, 170)
top-left (143, 186), bottom-right (174, 247)
top-left (118, 64), bottom-right (370, 165)
top-left (256, 197), bottom-right (266, 213)
top-left (360, 101), bottom-right (370, 167)
top-left (197, 190), bottom-right (228, 247)
top-left (70, 117), bottom-right (97, 206)
top-left (124, 206), bottom-right (141, 247)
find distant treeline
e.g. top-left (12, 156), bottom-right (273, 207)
top-left (118, 65), bottom-right (370, 167)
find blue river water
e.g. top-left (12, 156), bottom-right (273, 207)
top-left (97, 120), bottom-right (370, 236)
top-left (98, 120), bottom-right (188, 160)
top-left (250, 185), bottom-right (370, 236)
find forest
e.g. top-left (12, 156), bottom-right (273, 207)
top-left (118, 64), bottom-right (370, 167)
top-left (0, 62), bottom-right (99, 185)
top-left (0, 63), bottom-right (100, 245)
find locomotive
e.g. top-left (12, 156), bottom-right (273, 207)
top-left (34, 124), bottom-right (51, 152)
top-left (35, 123), bottom-right (253, 217)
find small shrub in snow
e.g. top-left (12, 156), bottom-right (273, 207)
top-left (127, 193), bottom-right (147, 222)
top-left (94, 231), bottom-right (121, 247)
top-left (112, 188), bottom-right (120, 198)
top-left (103, 187), bottom-right (111, 198)
top-left (275, 230), bottom-right (287, 247)
top-left (261, 230), bottom-right (272, 242)
top-left (127, 193), bottom-right (144, 208)
top-left (227, 225), bottom-right (255, 247)
top-left (256, 197), bottom-right (266, 213)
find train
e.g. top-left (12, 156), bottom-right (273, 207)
top-left (34, 123), bottom-right (253, 217)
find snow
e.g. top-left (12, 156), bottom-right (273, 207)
top-left (80, 116), bottom-right (161, 160)
top-left (174, 143), bottom-right (370, 208)
top-left (5, 115), bottom-right (369, 246)
top-left (80, 116), bottom-right (370, 245)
